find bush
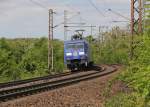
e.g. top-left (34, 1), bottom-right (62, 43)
top-left (108, 35), bottom-right (150, 107)
top-left (105, 93), bottom-right (147, 107)
top-left (0, 38), bottom-right (64, 82)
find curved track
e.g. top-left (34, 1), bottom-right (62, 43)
top-left (0, 72), bottom-right (72, 89)
top-left (0, 65), bottom-right (117, 102)
top-left (0, 65), bottom-right (101, 89)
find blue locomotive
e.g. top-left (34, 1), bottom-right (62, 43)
top-left (64, 30), bottom-right (93, 71)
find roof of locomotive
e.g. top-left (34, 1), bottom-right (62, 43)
top-left (64, 39), bottom-right (88, 45)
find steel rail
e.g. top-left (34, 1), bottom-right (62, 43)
top-left (0, 71), bottom-right (77, 89)
top-left (0, 65), bottom-right (100, 89)
top-left (0, 70), bottom-right (100, 96)
top-left (0, 65), bottom-right (116, 102)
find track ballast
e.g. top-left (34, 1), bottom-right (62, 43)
top-left (0, 65), bottom-right (117, 102)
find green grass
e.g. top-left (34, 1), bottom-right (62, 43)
top-left (104, 34), bottom-right (150, 107)
top-left (105, 93), bottom-right (147, 107)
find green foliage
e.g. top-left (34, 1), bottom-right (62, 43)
top-left (53, 40), bottom-right (64, 72)
top-left (120, 35), bottom-right (150, 98)
top-left (108, 34), bottom-right (150, 107)
top-left (105, 93), bottom-right (146, 107)
top-left (89, 27), bottom-right (129, 65)
top-left (0, 38), bottom-right (64, 82)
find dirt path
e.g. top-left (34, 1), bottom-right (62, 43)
top-left (0, 66), bottom-right (122, 107)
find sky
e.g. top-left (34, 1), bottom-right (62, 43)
top-left (0, 0), bottom-right (130, 40)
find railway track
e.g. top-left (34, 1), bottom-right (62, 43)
top-left (0, 65), bottom-right (102, 91)
top-left (0, 65), bottom-right (117, 102)
top-left (0, 72), bottom-right (72, 89)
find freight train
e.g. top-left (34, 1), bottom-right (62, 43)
top-left (64, 30), bottom-right (93, 71)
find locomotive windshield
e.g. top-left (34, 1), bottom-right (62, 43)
top-left (66, 44), bottom-right (83, 50)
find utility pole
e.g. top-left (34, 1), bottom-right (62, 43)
top-left (131, 0), bottom-right (143, 34)
top-left (98, 26), bottom-right (102, 55)
top-left (64, 10), bottom-right (68, 41)
top-left (48, 9), bottom-right (54, 72)
top-left (90, 25), bottom-right (97, 36)
top-left (99, 26), bottom-right (108, 43)
top-left (130, 0), bottom-right (143, 59)
top-left (91, 25), bottom-right (93, 36)
top-left (99, 26), bottom-right (103, 44)
top-left (130, 0), bottom-right (134, 59)
top-left (131, 0), bottom-right (134, 35)
top-left (138, 0), bottom-right (143, 34)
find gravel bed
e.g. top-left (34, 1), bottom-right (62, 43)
top-left (0, 66), bottom-right (120, 107)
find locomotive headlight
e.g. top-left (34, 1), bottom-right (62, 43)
top-left (66, 53), bottom-right (72, 56)
top-left (79, 52), bottom-right (85, 55)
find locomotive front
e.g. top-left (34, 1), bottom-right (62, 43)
top-left (64, 40), bottom-right (90, 70)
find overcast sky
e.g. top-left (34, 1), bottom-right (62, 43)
top-left (0, 0), bottom-right (130, 39)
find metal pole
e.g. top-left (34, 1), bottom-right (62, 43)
top-left (131, 0), bottom-right (143, 34)
top-left (48, 9), bottom-right (54, 72)
top-left (130, 0), bottom-right (134, 60)
top-left (99, 26), bottom-right (102, 55)
top-left (48, 9), bottom-right (51, 72)
top-left (51, 10), bottom-right (54, 71)
top-left (143, 0), bottom-right (146, 34)
top-left (131, 0), bottom-right (134, 36)
top-left (64, 10), bottom-right (67, 41)
top-left (138, 0), bottom-right (143, 34)
top-left (130, 0), bottom-right (143, 59)
top-left (91, 25), bottom-right (93, 36)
